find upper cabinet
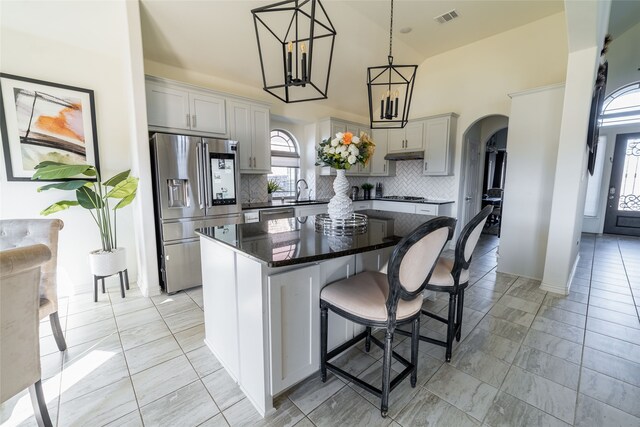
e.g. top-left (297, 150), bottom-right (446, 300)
top-left (146, 78), bottom-right (226, 135)
top-left (369, 129), bottom-right (396, 176)
top-left (387, 121), bottom-right (424, 153)
top-left (227, 100), bottom-right (271, 174)
top-left (423, 113), bottom-right (458, 176)
top-left (145, 76), bottom-right (271, 174)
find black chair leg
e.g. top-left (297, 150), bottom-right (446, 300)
top-left (365, 327), bottom-right (372, 352)
top-left (445, 293), bottom-right (456, 362)
top-left (456, 288), bottom-right (465, 342)
top-left (320, 305), bottom-right (328, 382)
top-left (410, 317), bottom-right (420, 387)
top-left (101, 278), bottom-right (105, 294)
top-left (118, 271), bottom-right (125, 298)
top-left (93, 275), bottom-right (98, 302)
top-left (124, 269), bottom-right (130, 290)
top-left (29, 380), bottom-right (52, 427)
top-left (380, 330), bottom-right (394, 418)
top-left (49, 311), bottom-right (67, 351)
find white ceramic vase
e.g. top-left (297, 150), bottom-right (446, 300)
top-left (89, 247), bottom-right (127, 277)
top-left (327, 169), bottom-right (354, 220)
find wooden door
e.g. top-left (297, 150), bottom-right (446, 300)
top-left (604, 133), bottom-right (640, 236)
top-left (190, 92), bottom-right (226, 134)
top-left (227, 101), bottom-right (252, 171)
top-left (370, 129), bottom-right (389, 175)
top-left (404, 122), bottom-right (424, 151)
top-left (251, 106), bottom-right (271, 173)
top-left (145, 82), bottom-right (190, 130)
top-left (424, 116), bottom-right (450, 175)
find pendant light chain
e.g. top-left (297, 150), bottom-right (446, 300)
top-left (388, 0), bottom-right (394, 63)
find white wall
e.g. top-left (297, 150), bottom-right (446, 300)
top-left (605, 21), bottom-right (640, 98)
top-left (541, 0), bottom-right (611, 294)
top-left (0, 0), bottom-right (147, 295)
top-left (409, 12), bottom-right (568, 220)
top-left (498, 85), bottom-right (565, 279)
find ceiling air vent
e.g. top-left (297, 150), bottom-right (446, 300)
top-left (434, 9), bottom-right (459, 24)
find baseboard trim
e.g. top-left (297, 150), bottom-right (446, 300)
top-left (540, 254), bottom-right (580, 296)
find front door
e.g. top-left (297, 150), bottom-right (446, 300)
top-left (604, 132), bottom-right (640, 236)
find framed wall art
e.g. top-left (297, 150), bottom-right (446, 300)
top-left (0, 73), bottom-right (100, 181)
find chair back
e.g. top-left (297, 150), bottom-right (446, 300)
top-left (386, 217), bottom-right (456, 316)
top-left (0, 219), bottom-right (64, 315)
top-left (451, 206), bottom-right (493, 281)
top-left (0, 244), bottom-right (51, 403)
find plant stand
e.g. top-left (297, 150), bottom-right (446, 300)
top-left (93, 269), bottom-right (130, 302)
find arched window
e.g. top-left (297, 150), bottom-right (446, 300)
top-left (268, 130), bottom-right (300, 198)
top-left (601, 82), bottom-right (640, 127)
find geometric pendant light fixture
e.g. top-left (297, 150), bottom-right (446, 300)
top-left (367, 0), bottom-right (417, 128)
top-left (251, 0), bottom-right (337, 103)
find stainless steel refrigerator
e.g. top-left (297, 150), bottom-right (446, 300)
top-left (151, 132), bottom-right (243, 293)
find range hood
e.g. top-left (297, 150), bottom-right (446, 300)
top-left (384, 151), bottom-right (424, 161)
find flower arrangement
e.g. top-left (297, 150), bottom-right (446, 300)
top-left (316, 131), bottom-right (375, 170)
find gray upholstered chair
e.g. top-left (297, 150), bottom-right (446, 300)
top-left (320, 216), bottom-right (456, 417)
top-left (0, 219), bottom-right (67, 351)
top-left (1, 244), bottom-right (54, 427)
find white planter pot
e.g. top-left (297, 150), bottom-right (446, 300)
top-left (89, 247), bottom-right (127, 277)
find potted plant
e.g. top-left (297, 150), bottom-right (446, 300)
top-left (32, 162), bottom-right (138, 277)
top-left (361, 183), bottom-right (374, 200)
top-left (267, 179), bottom-right (283, 202)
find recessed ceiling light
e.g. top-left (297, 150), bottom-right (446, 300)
top-left (399, 27), bottom-right (412, 34)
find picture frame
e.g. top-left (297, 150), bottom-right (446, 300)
top-left (0, 73), bottom-right (100, 181)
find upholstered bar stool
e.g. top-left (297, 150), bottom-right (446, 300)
top-left (320, 216), bottom-right (456, 417)
top-left (1, 244), bottom-right (54, 427)
top-left (402, 206), bottom-right (492, 362)
top-left (0, 219), bottom-right (67, 351)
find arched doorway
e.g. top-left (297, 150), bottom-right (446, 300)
top-left (458, 115), bottom-right (509, 230)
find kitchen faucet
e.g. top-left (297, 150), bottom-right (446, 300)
top-left (295, 179), bottom-right (308, 202)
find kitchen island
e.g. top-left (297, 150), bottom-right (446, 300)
top-left (196, 210), bottom-right (441, 416)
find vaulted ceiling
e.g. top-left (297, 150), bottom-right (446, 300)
top-left (140, 0), bottom-right (565, 117)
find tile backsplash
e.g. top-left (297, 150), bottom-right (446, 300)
top-left (240, 174), bottom-right (268, 203)
top-left (316, 160), bottom-right (456, 201)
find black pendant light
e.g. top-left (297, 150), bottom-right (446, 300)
top-left (367, 0), bottom-right (417, 128)
top-left (252, 0), bottom-right (336, 103)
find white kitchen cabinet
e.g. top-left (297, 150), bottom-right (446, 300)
top-left (319, 256), bottom-right (357, 351)
top-left (294, 204), bottom-right (328, 217)
top-left (352, 200), bottom-right (372, 211)
top-left (268, 264), bottom-right (320, 393)
top-left (145, 78), bottom-right (226, 135)
top-left (369, 129), bottom-right (396, 176)
top-left (228, 100), bottom-right (271, 174)
top-left (387, 121), bottom-right (424, 153)
top-left (372, 200), bottom-right (416, 214)
top-left (423, 113), bottom-right (458, 176)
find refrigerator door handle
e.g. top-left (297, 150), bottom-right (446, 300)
top-left (196, 142), bottom-right (204, 209)
top-left (204, 142), bottom-right (213, 210)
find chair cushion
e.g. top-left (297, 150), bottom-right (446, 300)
top-left (427, 258), bottom-right (469, 288)
top-left (320, 271), bottom-right (423, 322)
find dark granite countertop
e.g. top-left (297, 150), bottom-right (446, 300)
top-left (242, 199), bottom-right (329, 210)
top-left (196, 210), bottom-right (439, 267)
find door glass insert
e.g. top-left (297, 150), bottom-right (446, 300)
top-left (618, 137), bottom-right (640, 212)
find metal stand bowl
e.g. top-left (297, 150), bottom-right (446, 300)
top-left (314, 213), bottom-right (368, 236)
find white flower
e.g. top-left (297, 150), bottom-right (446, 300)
top-left (348, 146), bottom-right (359, 156)
top-left (328, 147), bottom-right (336, 154)
top-left (348, 155), bottom-right (357, 164)
top-left (352, 136), bottom-right (360, 144)
top-left (323, 146), bottom-right (331, 153)
top-left (341, 150), bottom-right (348, 158)
top-left (335, 132), bottom-right (344, 140)
top-left (330, 138), bottom-right (339, 147)
top-left (337, 145), bottom-right (347, 153)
